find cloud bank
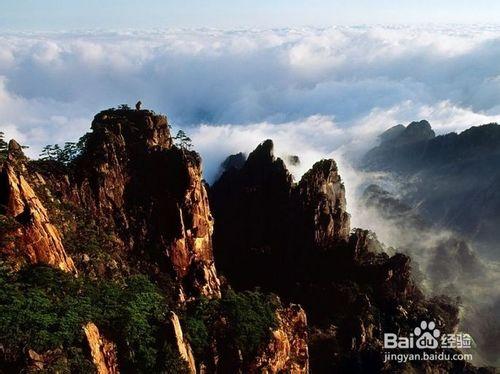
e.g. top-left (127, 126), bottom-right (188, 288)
top-left (2, 26), bottom-right (500, 163)
top-left (2, 25), bottom-right (500, 366)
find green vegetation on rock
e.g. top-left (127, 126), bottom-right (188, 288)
top-left (0, 265), bottom-right (188, 373)
top-left (184, 289), bottom-right (279, 362)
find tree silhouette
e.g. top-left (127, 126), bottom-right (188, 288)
top-left (40, 145), bottom-right (58, 161)
top-left (118, 104), bottom-right (131, 110)
top-left (0, 132), bottom-right (8, 160)
top-left (174, 130), bottom-right (193, 150)
top-left (39, 142), bottom-right (82, 164)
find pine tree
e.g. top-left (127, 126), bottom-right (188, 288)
top-left (174, 130), bottom-right (192, 150)
top-left (0, 132), bottom-right (8, 160)
top-left (39, 145), bottom-right (58, 161)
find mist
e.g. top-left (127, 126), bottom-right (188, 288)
top-left (3, 26), bottom-right (500, 159)
top-left (1, 24), bottom-right (500, 367)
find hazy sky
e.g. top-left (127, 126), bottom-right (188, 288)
top-left (1, 0), bottom-right (500, 30)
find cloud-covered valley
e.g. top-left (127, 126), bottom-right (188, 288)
top-left (3, 25), bottom-right (500, 166)
top-left (2, 25), bottom-right (500, 366)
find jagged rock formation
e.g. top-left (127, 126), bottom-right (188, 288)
top-left (168, 312), bottom-right (197, 374)
top-left (206, 300), bottom-right (309, 374)
top-left (2, 108), bottom-right (496, 373)
top-left (361, 121), bottom-right (500, 253)
top-left (211, 139), bottom-right (488, 372)
top-left (1, 109), bottom-right (310, 374)
top-left (295, 159), bottom-right (350, 245)
top-left (72, 109), bottom-right (220, 297)
top-left (217, 152), bottom-right (246, 177)
top-left (83, 322), bottom-right (119, 374)
top-left (28, 109), bottom-right (221, 298)
top-left (250, 305), bottom-right (309, 373)
top-left (361, 184), bottom-right (500, 367)
top-left (211, 140), bottom-right (350, 290)
top-left (0, 141), bottom-right (76, 273)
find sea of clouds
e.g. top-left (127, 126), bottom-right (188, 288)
top-left (2, 25), bottom-right (500, 366)
top-left (2, 25), bottom-right (500, 180)
top-left (3, 25), bottom-right (500, 236)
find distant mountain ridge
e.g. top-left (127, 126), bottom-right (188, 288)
top-left (361, 121), bottom-right (500, 254)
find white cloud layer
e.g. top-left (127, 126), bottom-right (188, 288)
top-left (2, 25), bottom-right (500, 161)
top-left (2, 25), bottom-right (500, 365)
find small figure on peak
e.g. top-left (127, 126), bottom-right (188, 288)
top-left (135, 100), bottom-right (142, 111)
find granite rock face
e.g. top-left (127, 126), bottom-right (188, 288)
top-left (0, 143), bottom-right (76, 273)
top-left (168, 312), bottom-right (196, 374)
top-left (0, 109), bottom-right (308, 373)
top-left (83, 322), bottom-right (119, 374)
top-left (31, 109), bottom-right (221, 298)
top-left (3, 108), bottom-right (496, 372)
top-left (74, 109), bottom-right (220, 297)
top-left (210, 139), bottom-right (486, 372)
top-left (250, 304), bottom-right (309, 374)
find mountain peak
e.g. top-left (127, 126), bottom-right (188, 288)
top-left (7, 139), bottom-right (26, 162)
top-left (381, 120), bottom-right (435, 146)
top-left (247, 139), bottom-right (275, 165)
top-left (91, 107), bottom-right (173, 151)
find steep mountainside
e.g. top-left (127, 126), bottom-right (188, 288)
top-left (361, 121), bottom-right (500, 254)
top-left (361, 185), bottom-right (500, 367)
top-left (0, 108), bottom-right (307, 373)
top-left (211, 140), bottom-right (488, 373)
top-left (0, 108), bottom-right (495, 373)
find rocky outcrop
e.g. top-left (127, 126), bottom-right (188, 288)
top-left (0, 143), bottom-right (76, 273)
top-left (251, 305), bottom-right (309, 374)
top-left (217, 152), bottom-right (246, 177)
top-left (83, 322), bottom-right (119, 374)
top-left (295, 159), bottom-right (350, 245)
top-left (26, 348), bottom-right (66, 372)
top-left (211, 140), bottom-right (350, 290)
top-left (29, 109), bottom-right (220, 297)
top-left (168, 312), bottom-right (196, 374)
top-left (75, 109), bottom-right (220, 297)
top-left (210, 139), bottom-right (479, 372)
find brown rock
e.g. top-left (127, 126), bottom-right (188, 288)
top-left (27, 348), bottom-right (66, 371)
top-left (295, 159), bottom-right (350, 244)
top-left (0, 161), bottom-right (76, 273)
top-left (251, 304), bottom-right (309, 373)
top-left (168, 311), bottom-right (196, 374)
top-left (83, 322), bottom-right (119, 374)
top-left (30, 109), bottom-right (220, 297)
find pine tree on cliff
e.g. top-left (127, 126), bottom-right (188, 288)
top-left (0, 132), bottom-right (7, 160)
top-left (40, 144), bottom-right (59, 161)
top-left (174, 130), bottom-right (192, 150)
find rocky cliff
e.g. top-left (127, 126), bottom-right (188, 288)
top-left (0, 141), bottom-right (76, 273)
top-left (0, 108), bottom-right (308, 374)
top-left (250, 305), bottom-right (309, 373)
top-left (211, 140), bottom-right (351, 290)
top-left (83, 322), bottom-right (119, 374)
top-left (361, 121), bottom-right (500, 254)
top-left (26, 109), bottom-right (221, 298)
top-left (1, 109), bottom-right (495, 373)
top-left (211, 139), bottom-right (489, 372)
